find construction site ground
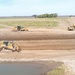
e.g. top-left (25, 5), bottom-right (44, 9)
top-left (0, 28), bottom-right (75, 75)
top-left (0, 17), bottom-right (75, 75)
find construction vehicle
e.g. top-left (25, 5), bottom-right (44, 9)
top-left (68, 17), bottom-right (75, 31)
top-left (0, 41), bottom-right (20, 52)
top-left (12, 26), bottom-right (28, 31)
top-left (68, 25), bottom-right (75, 31)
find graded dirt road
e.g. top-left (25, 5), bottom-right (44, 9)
top-left (0, 29), bottom-right (75, 40)
top-left (15, 39), bottom-right (75, 50)
top-left (0, 29), bottom-right (75, 50)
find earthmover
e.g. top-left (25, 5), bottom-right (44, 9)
top-left (68, 17), bottom-right (75, 31)
top-left (0, 41), bottom-right (20, 52)
top-left (12, 26), bottom-right (28, 31)
top-left (68, 25), bottom-right (75, 31)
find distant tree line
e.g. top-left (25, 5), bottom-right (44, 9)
top-left (33, 13), bottom-right (58, 18)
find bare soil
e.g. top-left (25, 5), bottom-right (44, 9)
top-left (0, 17), bottom-right (75, 74)
top-left (0, 29), bottom-right (75, 40)
top-left (0, 28), bottom-right (75, 50)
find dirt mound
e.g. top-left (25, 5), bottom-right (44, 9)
top-left (0, 29), bottom-right (75, 50)
top-left (0, 29), bottom-right (75, 40)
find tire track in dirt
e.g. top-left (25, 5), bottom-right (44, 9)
top-left (14, 39), bottom-right (75, 50)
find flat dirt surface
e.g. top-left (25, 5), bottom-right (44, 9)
top-left (0, 29), bottom-right (75, 40)
top-left (0, 50), bottom-right (75, 59)
top-left (0, 28), bottom-right (75, 50)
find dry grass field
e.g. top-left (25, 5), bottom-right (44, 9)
top-left (0, 18), bottom-right (58, 28)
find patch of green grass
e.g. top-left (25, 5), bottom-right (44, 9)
top-left (47, 65), bottom-right (65, 75)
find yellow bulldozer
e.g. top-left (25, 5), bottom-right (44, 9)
top-left (68, 25), bottom-right (75, 31)
top-left (0, 41), bottom-right (20, 52)
top-left (12, 26), bottom-right (28, 31)
top-left (67, 17), bottom-right (75, 31)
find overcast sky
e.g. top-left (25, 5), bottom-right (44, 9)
top-left (0, 0), bottom-right (75, 16)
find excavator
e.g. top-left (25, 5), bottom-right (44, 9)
top-left (0, 41), bottom-right (20, 52)
top-left (12, 26), bottom-right (28, 31)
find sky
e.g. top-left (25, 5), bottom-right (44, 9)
top-left (0, 0), bottom-right (75, 16)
